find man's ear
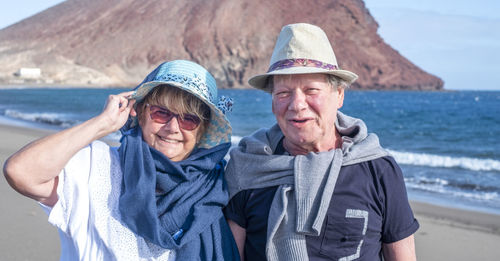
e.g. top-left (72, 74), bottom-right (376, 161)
top-left (337, 88), bottom-right (345, 109)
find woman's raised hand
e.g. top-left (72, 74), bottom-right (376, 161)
top-left (98, 91), bottom-right (136, 135)
top-left (4, 91), bottom-right (137, 205)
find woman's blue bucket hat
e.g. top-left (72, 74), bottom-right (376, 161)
top-left (131, 60), bottom-right (232, 149)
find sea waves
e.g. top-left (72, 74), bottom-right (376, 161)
top-left (405, 176), bottom-right (499, 201)
top-left (4, 109), bottom-right (78, 128)
top-left (387, 149), bottom-right (500, 172)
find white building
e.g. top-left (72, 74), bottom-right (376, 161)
top-left (15, 68), bottom-right (41, 79)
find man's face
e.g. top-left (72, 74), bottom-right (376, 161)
top-left (271, 74), bottom-right (344, 152)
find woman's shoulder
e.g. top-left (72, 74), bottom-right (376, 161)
top-left (86, 140), bottom-right (121, 179)
top-left (86, 140), bottom-right (121, 160)
top-left (63, 141), bottom-right (118, 176)
top-left (89, 140), bottom-right (112, 152)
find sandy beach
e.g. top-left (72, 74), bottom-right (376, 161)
top-left (1, 123), bottom-right (500, 260)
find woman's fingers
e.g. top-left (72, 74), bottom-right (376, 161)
top-left (126, 99), bottom-right (136, 110)
top-left (118, 96), bottom-right (129, 111)
top-left (99, 91), bottom-right (137, 132)
top-left (106, 91), bottom-right (135, 111)
top-left (117, 91), bottom-right (136, 109)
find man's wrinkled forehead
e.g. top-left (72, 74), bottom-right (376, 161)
top-left (269, 74), bottom-right (332, 93)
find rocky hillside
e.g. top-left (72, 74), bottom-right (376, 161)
top-left (0, 0), bottom-right (443, 90)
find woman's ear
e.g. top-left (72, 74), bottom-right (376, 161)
top-left (132, 103), bottom-right (145, 126)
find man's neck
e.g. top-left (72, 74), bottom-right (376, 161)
top-left (283, 130), bottom-right (342, 156)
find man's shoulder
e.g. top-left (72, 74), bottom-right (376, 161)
top-left (236, 124), bottom-right (282, 146)
top-left (340, 155), bottom-right (400, 178)
top-left (369, 155), bottom-right (398, 166)
top-left (343, 155), bottom-right (397, 168)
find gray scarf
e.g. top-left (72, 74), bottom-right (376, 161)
top-left (225, 112), bottom-right (389, 260)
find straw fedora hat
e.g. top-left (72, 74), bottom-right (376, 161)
top-left (248, 23), bottom-right (358, 91)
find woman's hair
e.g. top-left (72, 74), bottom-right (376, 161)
top-left (136, 85), bottom-right (211, 137)
top-left (266, 74), bottom-right (349, 92)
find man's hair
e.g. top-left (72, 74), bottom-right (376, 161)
top-left (265, 74), bottom-right (350, 93)
top-left (136, 85), bottom-right (211, 134)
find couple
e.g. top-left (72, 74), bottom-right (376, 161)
top-left (4, 23), bottom-right (418, 260)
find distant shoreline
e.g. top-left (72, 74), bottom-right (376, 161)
top-left (0, 84), bottom-right (132, 89)
top-left (7, 84), bottom-right (499, 92)
top-left (0, 83), bottom-right (465, 91)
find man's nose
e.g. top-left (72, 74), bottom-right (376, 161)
top-left (288, 91), bottom-right (307, 111)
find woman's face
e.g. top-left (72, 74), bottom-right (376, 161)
top-left (139, 104), bottom-right (201, 161)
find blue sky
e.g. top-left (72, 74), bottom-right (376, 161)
top-left (364, 0), bottom-right (500, 90)
top-left (0, 1), bottom-right (65, 30)
top-left (1, 0), bottom-right (499, 90)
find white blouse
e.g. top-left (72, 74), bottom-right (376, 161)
top-left (42, 141), bottom-right (175, 261)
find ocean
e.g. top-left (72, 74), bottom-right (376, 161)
top-left (1, 88), bottom-right (499, 214)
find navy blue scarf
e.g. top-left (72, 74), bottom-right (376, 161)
top-left (118, 126), bottom-right (239, 260)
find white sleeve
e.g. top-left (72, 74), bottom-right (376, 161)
top-left (45, 145), bottom-right (92, 234)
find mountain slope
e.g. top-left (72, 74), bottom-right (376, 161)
top-left (0, 0), bottom-right (443, 90)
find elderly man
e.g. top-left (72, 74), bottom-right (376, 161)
top-left (224, 23), bottom-right (419, 261)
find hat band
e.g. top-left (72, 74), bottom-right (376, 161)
top-left (267, 58), bottom-right (338, 73)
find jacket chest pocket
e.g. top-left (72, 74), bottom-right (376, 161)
top-left (319, 209), bottom-right (368, 260)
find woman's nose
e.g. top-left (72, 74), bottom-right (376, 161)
top-left (161, 116), bottom-right (181, 133)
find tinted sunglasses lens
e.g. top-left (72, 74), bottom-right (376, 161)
top-left (179, 114), bottom-right (201, 130)
top-left (150, 106), bottom-right (173, 124)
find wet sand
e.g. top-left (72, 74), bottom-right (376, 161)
top-left (1, 123), bottom-right (499, 260)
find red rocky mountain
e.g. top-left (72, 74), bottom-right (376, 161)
top-left (0, 0), bottom-right (443, 90)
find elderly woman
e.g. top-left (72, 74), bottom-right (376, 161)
top-left (3, 60), bottom-right (239, 260)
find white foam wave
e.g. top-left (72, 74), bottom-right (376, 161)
top-left (387, 149), bottom-right (500, 172)
top-left (406, 179), bottom-right (499, 202)
top-left (4, 109), bottom-right (74, 128)
top-left (406, 176), bottom-right (449, 186)
top-left (405, 177), bottom-right (447, 194)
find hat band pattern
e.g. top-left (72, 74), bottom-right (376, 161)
top-left (217, 96), bottom-right (233, 114)
top-left (153, 73), bottom-right (215, 103)
top-left (267, 58), bottom-right (338, 73)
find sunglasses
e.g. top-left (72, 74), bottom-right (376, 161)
top-left (146, 104), bottom-right (201, 130)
